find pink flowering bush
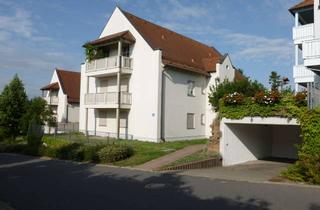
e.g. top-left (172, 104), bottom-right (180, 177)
top-left (254, 90), bottom-right (280, 105)
top-left (223, 92), bottom-right (244, 105)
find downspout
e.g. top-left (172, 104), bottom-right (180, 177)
top-left (160, 68), bottom-right (166, 142)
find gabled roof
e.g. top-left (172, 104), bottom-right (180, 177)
top-left (120, 9), bottom-right (222, 75)
top-left (86, 30), bottom-right (135, 46)
top-left (56, 69), bottom-right (80, 103)
top-left (40, 82), bottom-right (59, 91)
top-left (234, 70), bottom-right (246, 81)
top-left (289, 0), bottom-right (314, 14)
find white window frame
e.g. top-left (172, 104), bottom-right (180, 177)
top-left (187, 81), bottom-right (195, 97)
top-left (187, 113), bottom-right (195, 129)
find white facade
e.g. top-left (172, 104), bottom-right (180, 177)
top-left (79, 7), bottom-right (237, 142)
top-left (220, 117), bottom-right (302, 166)
top-left (292, 1), bottom-right (320, 93)
top-left (42, 69), bottom-right (80, 132)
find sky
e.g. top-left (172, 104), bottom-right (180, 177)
top-left (0, 0), bottom-right (301, 98)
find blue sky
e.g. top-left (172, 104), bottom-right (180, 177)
top-left (0, 0), bottom-right (300, 97)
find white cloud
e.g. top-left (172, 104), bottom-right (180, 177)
top-left (165, 0), bottom-right (208, 19)
top-left (0, 2), bottom-right (78, 97)
top-left (223, 33), bottom-right (293, 62)
top-left (0, 8), bottom-right (33, 38)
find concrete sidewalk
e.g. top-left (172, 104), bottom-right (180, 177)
top-left (178, 160), bottom-right (292, 183)
top-left (136, 144), bottom-right (205, 171)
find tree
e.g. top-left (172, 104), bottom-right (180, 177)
top-left (21, 97), bottom-right (56, 135)
top-left (269, 71), bottom-right (281, 91)
top-left (0, 75), bottom-right (28, 140)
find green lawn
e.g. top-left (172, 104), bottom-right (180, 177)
top-left (41, 134), bottom-right (208, 166)
top-left (164, 150), bottom-right (220, 168)
top-left (113, 139), bottom-right (208, 166)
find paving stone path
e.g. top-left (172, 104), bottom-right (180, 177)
top-left (136, 144), bottom-right (205, 171)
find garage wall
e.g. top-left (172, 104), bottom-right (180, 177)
top-left (222, 124), bottom-right (272, 166)
top-left (271, 125), bottom-right (301, 159)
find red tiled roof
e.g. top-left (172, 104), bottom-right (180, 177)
top-left (289, 0), bottom-right (314, 13)
top-left (120, 9), bottom-right (222, 75)
top-left (86, 30), bottom-right (135, 46)
top-left (40, 82), bottom-right (59, 91)
top-left (234, 70), bottom-right (246, 81)
top-left (56, 69), bottom-right (80, 103)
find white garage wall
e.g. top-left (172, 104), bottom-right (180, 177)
top-left (220, 117), bottom-right (302, 166)
top-left (222, 124), bottom-right (272, 166)
top-left (271, 125), bottom-right (301, 159)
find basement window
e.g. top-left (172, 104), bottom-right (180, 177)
top-left (187, 113), bottom-right (195, 129)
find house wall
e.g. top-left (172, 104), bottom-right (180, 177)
top-left (79, 7), bottom-right (162, 142)
top-left (162, 67), bottom-right (207, 140)
top-left (314, 1), bottom-right (320, 38)
top-left (48, 70), bottom-right (68, 122)
top-left (204, 55), bottom-right (236, 137)
top-left (67, 104), bottom-right (79, 123)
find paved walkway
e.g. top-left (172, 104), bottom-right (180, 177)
top-left (136, 144), bottom-right (205, 171)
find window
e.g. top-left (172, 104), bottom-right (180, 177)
top-left (122, 46), bottom-right (130, 57)
top-left (187, 113), bottom-right (195, 129)
top-left (201, 114), bottom-right (205, 125)
top-left (120, 112), bottom-right (128, 128)
top-left (99, 79), bottom-right (108, 93)
top-left (187, 81), bottom-right (195, 96)
top-left (99, 110), bottom-right (107, 127)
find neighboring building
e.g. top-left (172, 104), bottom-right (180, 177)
top-left (41, 69), bottom-right (80, 132)
top-left (79, 7), bottom-right (244, 142)
top-left (290, 0), bottom-right (320, 107)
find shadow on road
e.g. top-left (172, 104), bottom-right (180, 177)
top-left (0, 154), bottom-right (272, 210)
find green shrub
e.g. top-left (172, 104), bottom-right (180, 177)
top-left (294, 91), bottom-right (307, 106)
top-left (0, 143), bottom-right (28, 153)
top-left (97, 144), bottom-right (133, 163)
top-left (41, 142), bottom-right (81, 160)
top-left (74, 144), bottom-right (106, 162)
top-left (283, 108), bottom-right (320, 184)
top-left (209, 78), bottom-right (265, 110)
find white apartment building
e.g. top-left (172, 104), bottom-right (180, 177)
top-left (41, 69), bottom-right (80, 132)
top-left (291, 0), bottom-right (320, 107)
top-left (79, 7), bottom-right (244, 142)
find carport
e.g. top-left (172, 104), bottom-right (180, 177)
top-left (220, 117), bottom-right (302, 166)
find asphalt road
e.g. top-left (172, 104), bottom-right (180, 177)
top-left (0, 153), bottom-right (320, 210)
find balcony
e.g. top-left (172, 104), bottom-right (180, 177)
top-left (84, 92), bottom-right (132, 109)
top-left (85, 56), bottom-right (133, 76)
top-left (303, 39), bottom-right (320, 69)
top-left (293, 23), bottom-right (314, 44)
top-left (44, 96), bottom-right (59, 105)
top-left (293, 65), bottom-right (315, 83)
